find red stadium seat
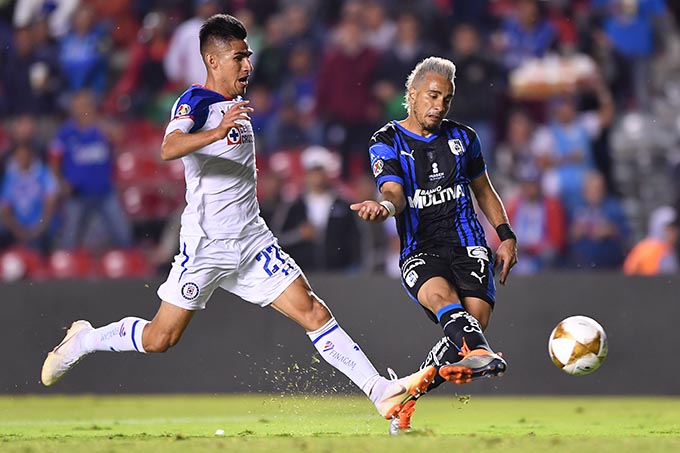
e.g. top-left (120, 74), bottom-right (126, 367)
top-left (101, 249), bottom-right (152, 278)
top-left (0, 247), bottom-right (48, 281)
top-left (116, 151), bottom-right (166, 183)
top-left (49, 249), bottom-right (97, 279)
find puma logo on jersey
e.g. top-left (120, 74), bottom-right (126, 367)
top-left (407, 185), bottom-right (464, 209)
top-left (400, 149), bottom-right (415, 160)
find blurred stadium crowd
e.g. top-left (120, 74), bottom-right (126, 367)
top-left (1, 0), bottom-right (680, 280)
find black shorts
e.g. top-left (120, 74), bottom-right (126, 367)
top-left (400, 245), bottom-right (496, 323)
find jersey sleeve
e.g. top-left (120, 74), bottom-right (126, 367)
top-left (466, 134), bottom-right (486, 179)
top-left (164, 90), bottom-right (211, 137)
top-left (369, 131), bottom-right (403, 189)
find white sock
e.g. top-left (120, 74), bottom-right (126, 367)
top-left (307, 317), bottom-right (380, 395)
top-left (80, 317), bottom-right (149, 353)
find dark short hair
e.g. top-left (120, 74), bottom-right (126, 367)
top-left (199, 14), bottom-right (247, 54)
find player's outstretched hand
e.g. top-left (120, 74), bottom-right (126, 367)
top-left (494, 239), bottom-right (518, 285)
top-left (350, 200), bottom-right (389, 223)
top-left (215, 100), bottom-right (254, 139)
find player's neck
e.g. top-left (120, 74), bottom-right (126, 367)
top-left (398, 118), bottom-right (436, 138)
top-left (203, 78), bottom-right (237, 100)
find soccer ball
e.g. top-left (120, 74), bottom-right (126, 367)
top-left (548, 315), bottom-right (608, 376)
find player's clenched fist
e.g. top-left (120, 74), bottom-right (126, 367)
top-left (215, 100), bottom-right (253, 139)
top-left (350, 200), bottom-right (389, 222)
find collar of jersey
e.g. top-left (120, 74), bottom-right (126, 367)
top-left (392, 120), bottom-right (440, 142)
top-left (191, 84), bottom-right (238, 102)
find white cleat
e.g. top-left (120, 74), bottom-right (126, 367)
top-left (373, 366), bottom-right (436, 419)
top-left (41, 320), bottom-right (93, 386)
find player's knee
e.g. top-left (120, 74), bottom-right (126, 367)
top-left (420, 291), bottom-right (457, 313)
top-left (306, 300), bottom-right (332, 330)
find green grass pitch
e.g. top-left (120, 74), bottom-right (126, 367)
top-left (1, 395), bottom-right (679, 452)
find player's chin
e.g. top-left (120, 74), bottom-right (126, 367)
top-left (424, 116), bottom-right (443, 130)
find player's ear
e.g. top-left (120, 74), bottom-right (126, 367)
top-left (205, 52), bottom-right (218, 70)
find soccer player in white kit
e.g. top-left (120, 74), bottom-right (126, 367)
top-left (41, 14), bottom-right (436, 426)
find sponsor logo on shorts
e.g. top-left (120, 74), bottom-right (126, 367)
top-left (181, 282), bottom-right (200, 301)
top-left (372, 159), bottom-right (384, 176)
top-left (401, 257), bottom-right (425, 279)
top-left (466, 246), bottom-right (489, 261)
top-left (405, 270), bottom-right (419, 288)
top-left (323, 340), bottom-right (334, 352)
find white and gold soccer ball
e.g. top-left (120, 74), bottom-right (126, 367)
top-left (548, 315), bottom-right (608, 376)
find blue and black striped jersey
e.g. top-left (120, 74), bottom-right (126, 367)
top-left (369, 120), bottom-right (488, 259)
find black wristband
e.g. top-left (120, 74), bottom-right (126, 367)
top-left (496, 223), bottom-right (517, 242)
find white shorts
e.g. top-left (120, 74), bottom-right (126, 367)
top-left (157, 225), bottom-right (301, 310)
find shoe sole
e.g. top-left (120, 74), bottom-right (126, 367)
top-left (383, 366), bottom-right (436, 420)
top-left (439, 357), bottom-right (507, 385)
top-left (41, 320), bottom-right (91, 386)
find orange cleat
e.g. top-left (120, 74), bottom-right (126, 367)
top-left (439, 347), bottom-right (507, 385)
top-left (374, 366), bottom-right (437, 420)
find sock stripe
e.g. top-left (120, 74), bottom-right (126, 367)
top-left (311, 324), bottom-right (339, 344)
top-left (436, 303), bottom-right (463, 321)
top-left (131, 320), bottom-right (141, 352)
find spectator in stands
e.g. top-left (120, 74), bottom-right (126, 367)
top-left (494, 108), bottom-right (539, 198)
top-left (362, 0), bottom-right (396, 52)
top-left (595, 0), bottom-right (671, 110)
top-left (49, 90), bottom-right (132, 249)
top-left (623, 206), bottom-right (678, 275)
top-left (104, 11), bottom-right (171, 118)
top-left (374, 12), bottom-right (430, 121)
top-left (271, 146), bottom-right (360, 272)
top-left (251, 13), bottom-right (288, 91)
top-left (264, 43), bottom-right (323, 153)
top-left (446, 23), bottom-right (505, 166)
top-left (0, 143), bottom-right (58, 254)
top-left (530, 75), bottom-right (614, 213)
top-left (506, 167), bottom-right (566, 274)
top-left (281, 3), bottom-right (326, 57)
top-left (316, 19), bottom-right (381, 176)
top-left (351, 173), bottom-right (389, 274)
top-left (163, 0), bottom-right (221, 87)
top-left (2, 25), bottom-right (61, 116)
top-left (495, 0), bottom-right (558, 70)
top-left (566, 171), bottom-right (630, 270)
top-left (58, 5), bottom-right (109, 97)
top-left (13, 0), bottom-right (78, 38)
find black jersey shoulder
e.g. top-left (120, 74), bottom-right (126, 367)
top-left (370, 122), bottom-right (399, 146)
top-left (440, 119), bottom-right (478, 146)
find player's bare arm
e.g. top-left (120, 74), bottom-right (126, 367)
top-left (351, 181), bottom-right (406, 222)
top-left (160, 100), bottom-right (253, 161)
top-left (470, 171), bottom-right (518, 285)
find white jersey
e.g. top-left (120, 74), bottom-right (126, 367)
top-left (165, 85), bottom-right (260, 239)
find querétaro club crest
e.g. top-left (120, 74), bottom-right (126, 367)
top-left (181, 282), bottom-right (200, 300)
top-left (448, 138), bottom-right (464, 156)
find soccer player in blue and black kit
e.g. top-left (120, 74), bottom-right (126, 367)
top-left (352, 56), bottom-right (518, 432)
